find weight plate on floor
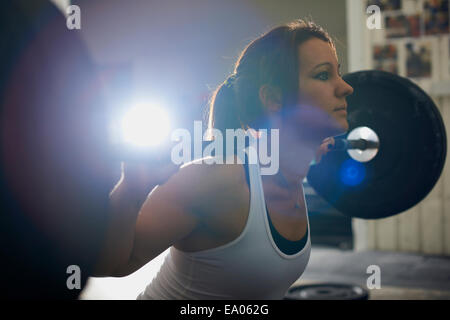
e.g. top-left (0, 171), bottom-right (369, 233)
top-left (285, 283), bottom-right (369, 300)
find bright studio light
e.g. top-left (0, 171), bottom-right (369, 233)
top-left (121, 103), bottom-right (171, 147)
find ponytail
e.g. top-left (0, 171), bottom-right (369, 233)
top-left (207, 74), bottom-right (242, 136)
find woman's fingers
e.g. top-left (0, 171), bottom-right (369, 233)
top-left (121, 141), bottom-right (180, 189)
top-left (315, 137), bottom-right (335, 164)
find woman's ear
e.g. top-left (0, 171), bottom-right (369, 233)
top-left (259, 85), bottom-right (282, 112)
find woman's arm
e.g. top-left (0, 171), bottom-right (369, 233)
top-left (110, 159), bottom-right (246, 277)
top-left (92, 162), bottom-right (177, 277)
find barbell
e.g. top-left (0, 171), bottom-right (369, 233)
top-left (307, 70), bottom-right (447, 219)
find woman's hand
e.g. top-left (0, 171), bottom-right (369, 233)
top-left (119, 141), bottom-right (180, 197)
top-left (314, 137), bottom-right (335, 164)
top-left (97, 153), bottom-right (178, 278)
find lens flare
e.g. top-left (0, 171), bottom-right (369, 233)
top-left (121, 103), bottom-right (171, 147)
top-left (339, 159), bottom-right (366, 186)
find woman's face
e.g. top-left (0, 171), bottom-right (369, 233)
top-left (292, 38), bottom-right (354, 139)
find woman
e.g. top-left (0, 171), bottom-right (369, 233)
top-left (93, 19), bottom-right (353, 299)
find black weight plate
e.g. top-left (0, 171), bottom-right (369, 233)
top-left (0, 2), bottom-right (114, 298)
top-left (285, 283), bottom-right (369, 300)
top-left (307, 70), bottom-right (447, 219)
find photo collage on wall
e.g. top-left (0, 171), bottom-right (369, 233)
top-left (367, 0), bottom-right (449, 81)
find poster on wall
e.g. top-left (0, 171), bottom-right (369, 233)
top-left (385, 14), bottom-right (422, 38)
top-left (405, 40), bottom-right (433, 78)
top-left (367, 0), bottom-right (402, 11)
top-left (444, 36), bottom-right (450, 79)
top-left (364, 0), bottom-right (446, 92)
top-left (423, 0), bottom-right (449, 35)
top-left (373, 44), bottom-right (399, 74)
top-left (402, 0), bottom-right (424, 13)
top-left (448, 36), bottom-right (450, 78)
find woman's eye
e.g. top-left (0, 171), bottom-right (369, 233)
top-left (315, 72), bottom-right (329, 81)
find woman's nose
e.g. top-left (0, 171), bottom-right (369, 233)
top-left (336, 77), bottom-right (354, 98)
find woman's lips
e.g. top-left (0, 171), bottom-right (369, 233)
top-left (334, 106), bottom-right (347, 115)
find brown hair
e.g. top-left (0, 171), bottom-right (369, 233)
top-left (206, 19), bottom-right (335, 135)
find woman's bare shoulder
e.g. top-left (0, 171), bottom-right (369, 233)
top-left (161, 155), bottom-right (247, 215)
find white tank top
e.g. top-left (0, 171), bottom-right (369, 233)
top-left (137, 156), bottom-right (311, 300)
